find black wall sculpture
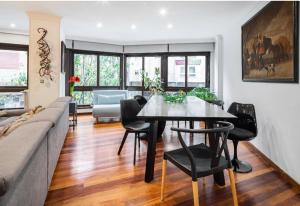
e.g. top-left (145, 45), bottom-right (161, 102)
top-left (37, 27), bottom-right (53, 81)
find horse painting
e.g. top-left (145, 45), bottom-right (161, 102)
top-left (242, 1), bottom-right (298, 83)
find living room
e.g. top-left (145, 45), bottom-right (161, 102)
top-left (0, 1), bottom-right (299, 206)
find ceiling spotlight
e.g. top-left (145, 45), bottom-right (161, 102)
top-left (160, 8), bottom-right (167, 16)
top-left (131, 24), bottom-right (136, 30)
top-left (10, 23), bottom-right (16, 28)
top-left (167, 23), bottom-right (173, 29)
top-left (97, 22), bottom-right (103, 28)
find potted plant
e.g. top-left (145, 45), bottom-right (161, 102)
top-left (142, 67), bottom-right (164, 95)
top-left (68, 75), bottom-right (80, 98)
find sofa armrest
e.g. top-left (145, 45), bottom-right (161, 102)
top-left (3, 109), bottom-right (27, 117)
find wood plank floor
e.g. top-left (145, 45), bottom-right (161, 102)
top-left (45, 115), bottom-right (300, 206)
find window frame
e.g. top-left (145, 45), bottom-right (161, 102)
top-left (70, 49), bottom-right (123, 106)
top-left (70, 50), bottom-right (210, 107)
top-left (124, 53), bottom-right (163, 95)
top-left (0, 43), bottom-right (29, 92)
top-left (165, 52), bottom-right (210, 92)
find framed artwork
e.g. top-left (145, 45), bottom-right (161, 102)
top-left (61, 41), bottom-right (66, 73)
top-left (242, 1), bottom-right (299, 83)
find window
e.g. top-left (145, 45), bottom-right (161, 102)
top-left (188, 56), bottom-right (206, 87)
top-left (72, 52), bottom-right (122, 106)
top-left (167, 54), bottom-right (209, 90)
top-left (125, 56), bottom-right (161, 96)
top-left (74, 54), bottom-right (97, 86)
top-left (126, 57), bottom-right (143, 87)
top-left (0, 44), bottom-right (28, 90)
top-left (168, 56), bottom-right (185, 87)
top-left (99, 55), bottom-right (120, 86)
top-left (188, 66), bottom-right (196, 76)
top-left (73, 91), bottom-right (93, 105)
top-left (144, 57), bottom-right (161, 80)
top-left (0, 92), bottom-right (24, 109)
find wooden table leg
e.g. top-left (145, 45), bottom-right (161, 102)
top-left (145, 120), bottom-right (158, 183)
top-left (207, 120), bottom-right (225, 186)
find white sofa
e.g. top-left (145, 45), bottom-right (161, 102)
top-left (92, 90), bottom-right (128, 122)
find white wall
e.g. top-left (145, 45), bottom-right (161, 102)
top-left (222, 2), bottom-right (300, 183)
top-left (27, 12), bottom-right (62, 108)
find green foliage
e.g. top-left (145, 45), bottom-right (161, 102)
top-left (163, 90), bottom-right (186, 103)
top-left (10, 71), bottom-right (27, 86)
top-left (99, 56), bottom-right (120, 86)
top-left (187, 87), bottom-right (217, 102)
top-left (74, 54), bottom-right (97, 86)
top-left (73, 91), bottom-right (93, 105)
top-left (142, 67), bottom-right (164, 94)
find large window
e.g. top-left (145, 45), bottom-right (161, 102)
top-left (72, 52), bottom-right (121, 106)
top-left (72, 51), bottom-right (209, 106)
top-left (99, 55), bottom-right (120, 86)
top-left (167, 56), bottom-right (185, 87)
top-left (74, 54), bottom-right (97, 86)
top-left (0, 44), bottom-right (28, 90)
top-left (167, 54), bottom-right (209, 91)
top-left (188, 56), bottom-right (206, 87)
top-left (125, 55), bottom-right (161, 97)
top-left (126, 57), bottom-right (143, 87)
top-left (0, 44), bottom-right (28, 109)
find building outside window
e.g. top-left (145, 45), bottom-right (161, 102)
top-left (0, 44), bottom-right (28, 109)
top-left (168, 56), bottom-right (185, 87)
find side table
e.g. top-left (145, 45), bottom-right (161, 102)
top-left (69, 101), bottom-right (77, 129)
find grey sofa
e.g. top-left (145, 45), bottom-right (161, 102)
top-left (92, 90), bottom-right (128, 122)
top-left (0, 109), bottom-right (27, 127)
top-left (0, 96), bottom-right (71, 206)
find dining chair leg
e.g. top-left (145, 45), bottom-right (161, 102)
top-left (177, 121), bottom-right (180, 127)
top-left (118, 131), bottom-right (129, 155)
top-left (160, 159), bottom-right (167, 201)
top-left (192, 180), bottom-right (200, 206)
top-left (133, 133), bottom-right (137, 165)
top-left (228, 168), bottom-right (238, 206)
top-left (138, 133), bottom-right (141, 149)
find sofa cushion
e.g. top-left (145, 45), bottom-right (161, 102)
top-left (48, 101), bottom-right (68, 110)
top-left (97, 94), bottom-right (125, 105)
top-left (92, 104), bottom-right (121, 117)
top-left (0, 121), bottom-right (52, 196)
top-left (0, 117), bottom-right (18, 127)
top-left (26, 108), bottom-right (64, 127)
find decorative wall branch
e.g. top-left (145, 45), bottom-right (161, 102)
top-left (37, 27), bottom-right (53, 81)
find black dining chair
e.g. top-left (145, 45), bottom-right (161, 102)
top-left (227, 102), bottom-right (258, 173)
top-left (134, 95), bottom-right (148, 108)
top-left (134, 95), bottom-right (166, 140)
top-left (117, 99), bottom-right (150, 165)
top-left (161, 121), bottom-right (238, 206)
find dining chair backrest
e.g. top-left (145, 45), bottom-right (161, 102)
top-left (227, 102), bottom-right (257, 137)
top-left (120, 99), bottom-right (142, 126)
top-left (134, 95), bottom-right (148, 108)
top-left (170, 121), bottom-right (234, 179)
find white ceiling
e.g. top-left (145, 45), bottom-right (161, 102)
top-left (0, 1), bottom-right (256, 44)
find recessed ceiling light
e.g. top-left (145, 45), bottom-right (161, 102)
top-left (131, 24), bottom-right (136, 30)
top-left (167, 23), bottom-right (173, 29)
top-left (160, 8), bottom-right (167, 16)
top-left (10, 23), bottom-right (16, 28)
top-left (96, 22), bottom-right (103, 28)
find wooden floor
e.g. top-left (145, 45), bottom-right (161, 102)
top-left (45, 115), bottom-right (300, 206)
